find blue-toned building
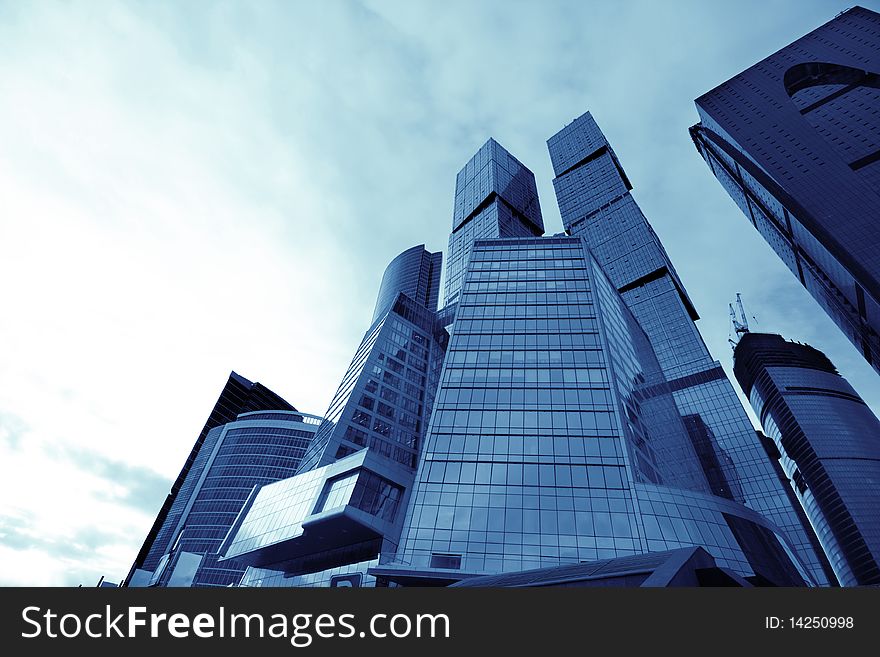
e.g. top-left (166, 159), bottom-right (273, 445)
top-left (546, 111), bottom-right (833, 586)
top-left (130, 409), bottom-right (320, 587)
top-left (372, 245), bottom-right (442, 324)
top-left (690, 6), bottom-right (880, 376)
top-left (218, 136), bottom-right (821, 587)
top-left (296, 247), bottom-right (450, 477)
top-left (123, 371), bottom-right (300, 586)
top-left (443, 139), bottom-right (544, 306)
top-left (374, 236), bottom-right (808, 587)
top-left (734, 332), bottom-right (880, 586)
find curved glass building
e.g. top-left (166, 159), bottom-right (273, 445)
top-left (372, 245), bottom-right (442, 324)
top-left (123, 371), bottom-right (297, 586)
top-left (734, 332), bottom-right (880, 586)
top-left (138, 410), bottom-right (321, 587)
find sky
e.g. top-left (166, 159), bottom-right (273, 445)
top-left (0, 0), bottom-right (877, 587)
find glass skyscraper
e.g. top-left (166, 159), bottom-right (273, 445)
top-left (217, 133), bottom-right (823, 587)
top-left (376, 236), bottom-right (806, 586)
top-left (443, 138), bottom-right (544, 306)
top-left (734, 331), bottom-right (880, 586)
top-left (690, 6), bottom-right (880, 376)
top-left (122, 371), bottom-right (299, 586)
top-left (546, 111), bottom-right (832, 585)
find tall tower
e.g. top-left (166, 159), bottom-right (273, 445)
top-left (217, 247), bottom-right (451, 587)
top-left (443, 139), bottom-right (544, 306)
top-left (375, 233), bottom-right (808, 586)
top-left (690, 6), bottom-right (880, 375)
top-left (296, 244), bottom-right (449, 477)
top-left (547, 111), bottom-right (832, 585)
top-left (733, 330), bottom-right (880, 586)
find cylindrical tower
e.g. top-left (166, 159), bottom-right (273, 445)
top-left (734, 332), bottom-right (880, 586)
top-left (148, 410), bottom-right (322, 587)
top-left (372, 245), bottom-right (442, 324)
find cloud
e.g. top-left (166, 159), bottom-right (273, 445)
top-left (0, 413), bottom-right (27, 451)
top-left (54, 446), bottom-right (172, 517)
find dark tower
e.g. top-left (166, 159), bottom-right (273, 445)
top-left (691, 6), bottom-right (880, 375)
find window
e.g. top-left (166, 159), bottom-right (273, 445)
top-left (349, 470), bottom-right (403, 522)
top-left (315, 474), bottom-right (358, 513)
top-left (430, 553), bottom-right (462, 570)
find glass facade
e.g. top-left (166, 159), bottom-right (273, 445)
top-left (734, 332), bottom-right (880, 586)
top-left (547, 111), bottom-right (831, 585)
top-left (380, 238), bottom-right (808, 585)
top-left (210, 244), bottom-right (452, 587)
top-left (372, 245), bottom-right (442, 324)
top-left (237, 289), bottom-right (449, 580)
top-left (143, 411), bottom-right (320, 587)
top-left (691, 6), bottom-right (880, 375)
top-left (296, 293), bottom-right (447, 476)
top-left (240, 559), bottom-right (380, 588)
top-left (218, 449), bottom-right (413, 579)
top-left (123, 371), bottom-right (298, 586)
top-left (444, 138), bottom-right (544, 306)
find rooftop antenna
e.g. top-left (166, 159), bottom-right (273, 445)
top-left (729, 293), bottom-right (750, 348)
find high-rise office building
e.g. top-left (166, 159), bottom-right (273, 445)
top-left (218, 137), bottom-right (818, 587)
top-left (137, 410), bottom-right (321, 587)
top-left (733, 331), bottom-right (880, 586)
top-left (690, 6), bottom-right (880, 375)
top-left (375, 236), bottom-right (806, 586)
top-left (296, 244), bottom-right (450, 478)
top-left (123, 371), bottom-right (298, 586)
top-left (547, 111), bottom-right (832, 585)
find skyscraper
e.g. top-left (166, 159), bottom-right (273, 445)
top-left (547, 111), bottom-right (832, 585)
top-left (690, 6), bottom-right (880, 375)
top-left (296, 245), bottom-right (450, 477)
top-left (218, 137), bottom-right (818, 588)
top-left (123, 371), bottom-right (298, 586)
top-left (443, 138), bottom-right (544, 306)
top-left (733, 331), bottom-right (880, 586)
top-left (376, 235), bottom-right (806, 586)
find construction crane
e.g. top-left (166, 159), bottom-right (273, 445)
top-left (729, 293), bottom-right (750, 348)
